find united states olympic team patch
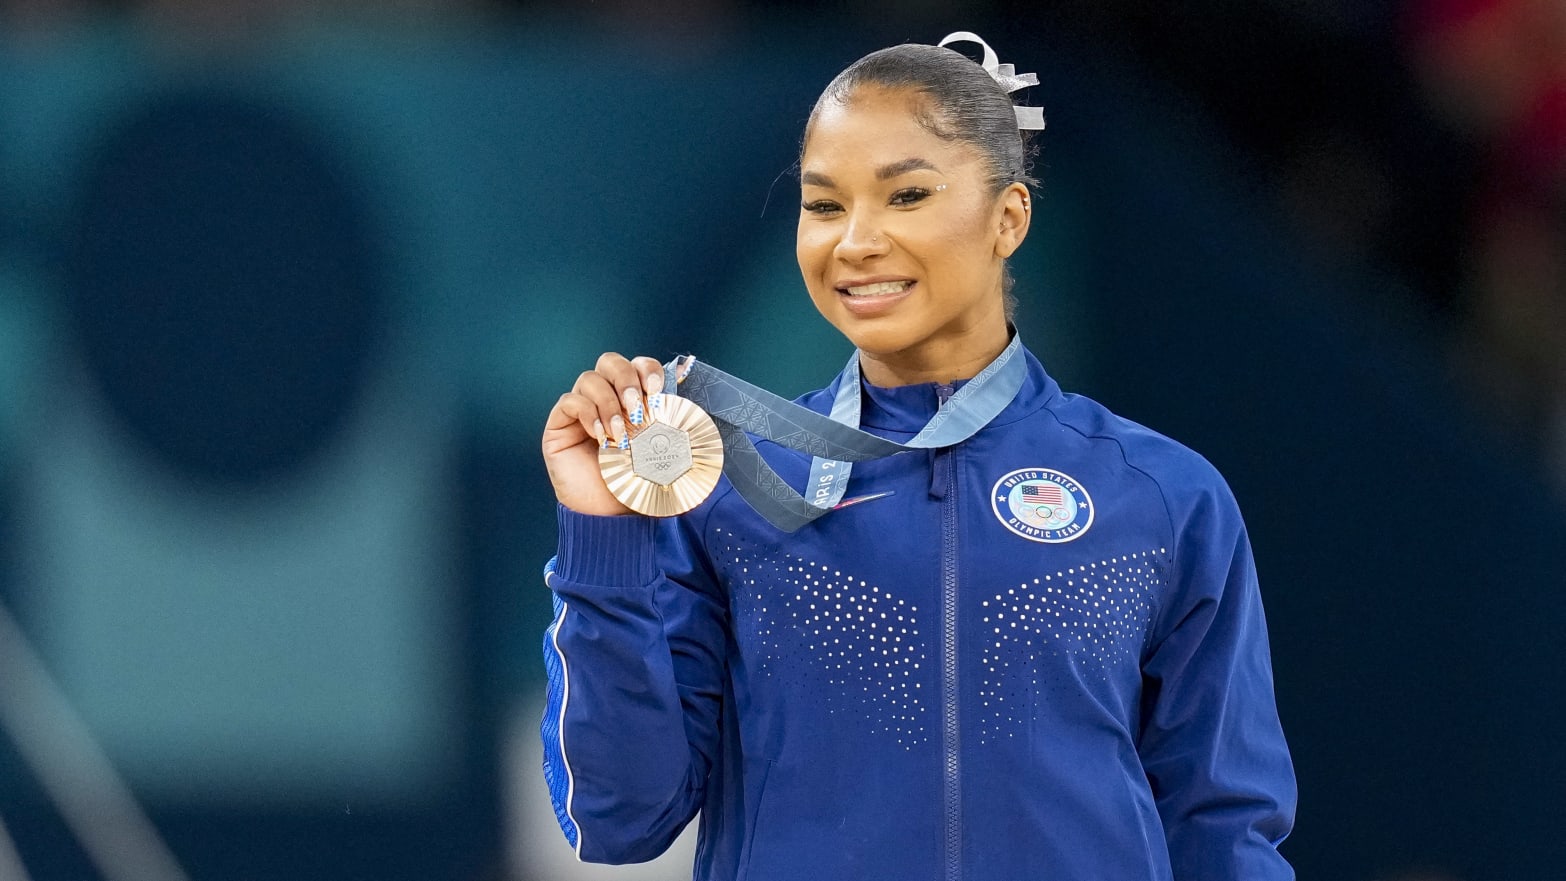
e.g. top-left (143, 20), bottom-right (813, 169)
top-left (991, 468), bottom-right (1094, 543)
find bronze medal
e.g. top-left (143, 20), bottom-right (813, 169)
top-left (598, 394), bottom-right (723, 517)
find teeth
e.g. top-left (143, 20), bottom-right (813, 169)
top-left (844, 280), bottom-right (912, 297)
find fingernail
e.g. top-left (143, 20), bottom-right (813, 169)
top-left (610, 414), bottom-right (626, 442)
top-left (649, 393), bottom-right (665, 419)
top-left (628, 401), bottom-right (645, 427)
top-left (593, 419), bottom-right (606, 446)
top-left (623, 386), bottom-right (642, 411)
top-left (675, 355), bottom-right (696, 383)
top-left (645, 372), bottom-right (664, 396)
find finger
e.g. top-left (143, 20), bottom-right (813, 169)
top-left (595, 351), bottom-right (649, 430)
top-left (572, 369), bottom-right (627, 443)
top-left (548, 392), bottom-right (607, 446)
top-left (630, 356), bottom-right (665, 397)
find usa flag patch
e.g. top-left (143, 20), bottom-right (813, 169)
top-left (991, 468), bottom-right (1094, 543)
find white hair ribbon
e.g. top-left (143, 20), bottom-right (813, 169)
top-left (937, 31), bottom-right (1046, 131)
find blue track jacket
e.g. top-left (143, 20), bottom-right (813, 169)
top-left (542, 347), bottom-right (1296, 880)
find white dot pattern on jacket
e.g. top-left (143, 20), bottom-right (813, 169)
top-left (977, 549), bottom-right (1166, 741)
top-left (716, 529), bottom-right (1166, 747)
top-left (718, 528), bottom-right (931, 746)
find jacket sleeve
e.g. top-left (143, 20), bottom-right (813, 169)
top-left (1138, 471), bottom-right (1297, 881)
top-left (540, 503), bottom-right (728, 864)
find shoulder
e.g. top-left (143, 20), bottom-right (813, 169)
top-left (1040, 389), bottom-right (1238, 520)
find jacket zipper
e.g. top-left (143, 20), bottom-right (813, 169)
top-left (934, 383), bottom-right (961, 881)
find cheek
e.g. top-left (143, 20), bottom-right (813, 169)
top-left (795, 227), bottom-right (833, 279)
top-left (945, 199), bottom-right (996, 243)
top-left (904, 216), bottom-right (989, 278)
top-left (795, 230), bottom-right (834, 317)
top-left (939, 208), bottom-right (1000, 267)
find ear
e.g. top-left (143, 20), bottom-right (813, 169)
top-left (994, 182), bottom-right (1031, 259)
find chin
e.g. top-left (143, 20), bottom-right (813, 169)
top-left (816, 301), bottom-right (934, 361)
top-left (833, 323), bottom-right (921, 360)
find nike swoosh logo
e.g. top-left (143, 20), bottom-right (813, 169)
top-left (832, 491), bottom-right (896, 510)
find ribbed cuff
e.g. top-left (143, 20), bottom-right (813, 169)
top-left (554, 505), bottom-right (659, 588)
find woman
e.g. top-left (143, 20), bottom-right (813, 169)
top-left (540, 33), bottom-right (1296, 881)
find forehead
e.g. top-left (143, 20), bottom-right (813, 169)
top-left (801, 86), bottom-right (982, 175)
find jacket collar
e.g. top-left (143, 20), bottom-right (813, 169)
top-left (849, 345), bottom-right (1060, 434)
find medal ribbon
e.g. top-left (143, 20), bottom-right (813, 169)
top-left (666, 334), bottom-right (1027, 532)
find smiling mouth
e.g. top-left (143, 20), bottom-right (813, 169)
top-left (842, 280), bottom-right (914, 297)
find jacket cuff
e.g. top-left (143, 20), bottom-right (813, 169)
top-left (553, 505), bottom-right (658, 588)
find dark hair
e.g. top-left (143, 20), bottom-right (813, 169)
top-left (805, 42), bottom-right (1040, 194)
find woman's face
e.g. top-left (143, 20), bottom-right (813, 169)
top-left (797, 84), bottom-right (1029, 384)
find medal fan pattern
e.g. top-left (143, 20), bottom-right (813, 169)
top-left (598, 395), bottom-right (722, 517)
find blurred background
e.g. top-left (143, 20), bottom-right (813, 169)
top-left (0, 1), bottom-right (1563, 880)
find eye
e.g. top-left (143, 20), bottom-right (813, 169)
top-left (889, 187), bottom-right (931, 207)
top-left (801, 199), bottom-right (842, 215)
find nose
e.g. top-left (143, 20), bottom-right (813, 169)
top-left (833, 210), bottom-right (889, 263)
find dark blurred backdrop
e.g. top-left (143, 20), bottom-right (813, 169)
top-left (0, 2), bottom-right (1563, 880)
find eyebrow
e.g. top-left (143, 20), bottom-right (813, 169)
top-left (876, 157), bottom-right (939, 180)
top-left (800, 157), bottom-right (941, 189)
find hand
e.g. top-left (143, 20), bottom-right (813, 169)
top-left (543, 353), bottom-right (667, 516)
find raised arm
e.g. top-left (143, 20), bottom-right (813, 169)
top-left (539, 352), bottom-right (729, 863)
